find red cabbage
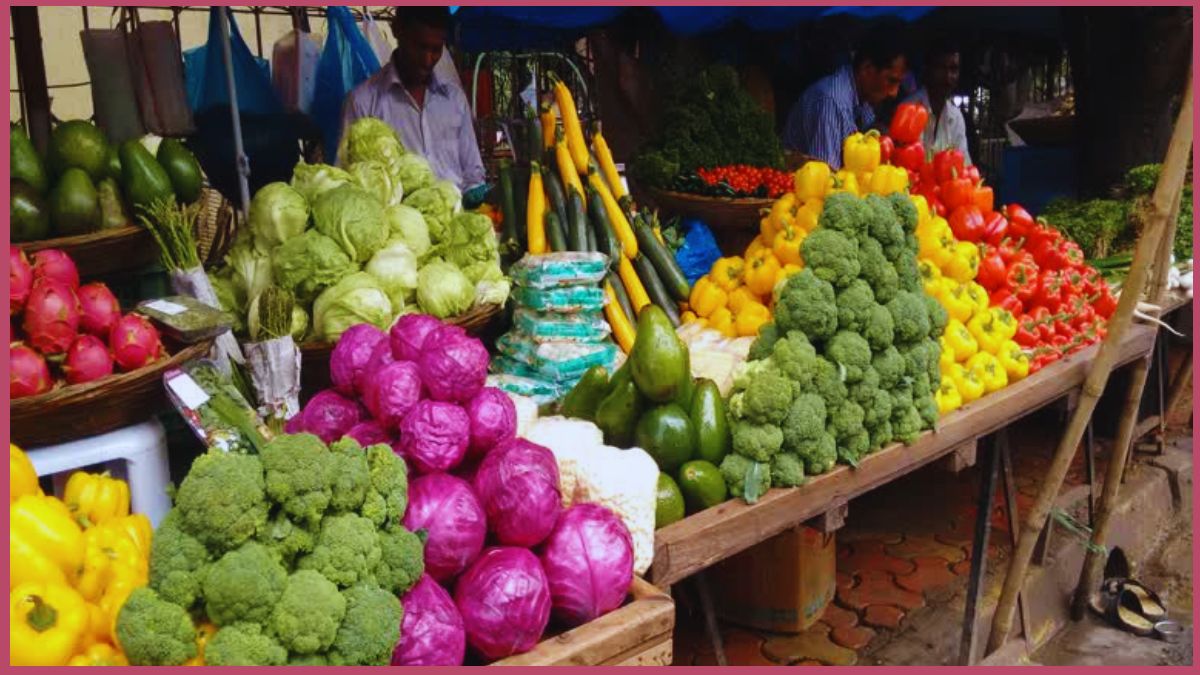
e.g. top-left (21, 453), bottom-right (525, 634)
top-left (454, 547), bottom-right (551, 661)
top-left (399, 400), bottom-right (470, 473)
top-left (389, 313), bottom-right (446, 362)
top-left (464, 387), bottom-right (516, 458)
top-left (472, 439), bottom-right (562, 547)
top-left (391, 575), bottom-right (466, 666)
top-left (300, 389), bottom-right (363, 444)
top-left (362, 360), bottom-right (423, 431)
top-left (365, 337), bottom-right (396, 374)
top-left (417, 329), bottom-right (488, 404)
top-left (402, 473), bottom-right (486, 582)
top-left (330, 323), bottom-right (387, 395)
top-left (344, 419), bottom-right (391, 447)
top-left (539, 503), bottom-right (634, 627)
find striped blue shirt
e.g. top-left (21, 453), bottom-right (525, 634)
top-left (783, 66), bottom-right (875, 169)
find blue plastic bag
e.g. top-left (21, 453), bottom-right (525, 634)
top-left (312, 6), bottom-right (382, 162)
top-left (184, 8), bottom-right (280, 116)
top-left (674, 218), bottom-right (723, 285)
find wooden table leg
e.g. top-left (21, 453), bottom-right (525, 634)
top-left (959, 433), bottom-right (1001, 665)
top-left (694, 572), bottom-right (726, 666)
top-left (1084, 419), bottom-right (1096, 528)
top-left (998, 430), bottom-right (1033, 653)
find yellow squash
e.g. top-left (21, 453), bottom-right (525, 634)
top-left (617, 254), bottom-right (651, 314)
top-left (603, 282), bottom-right (636, 353)
top-left (591, 123), bottom-right (627, 203)
top-left (551, 74), bottom-right (589, 174)
top-left (588, 168), bottom-right (638, 258)
top-left (526, 162), bottom-right (547, 254)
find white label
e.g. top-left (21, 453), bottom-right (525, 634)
top-left (167, 373), bottom-right (211, 409)
top-left (145, 299), bottom-right (188, 316)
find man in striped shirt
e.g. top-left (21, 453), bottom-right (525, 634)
top-left (783, 29), bottom-right (908, 169)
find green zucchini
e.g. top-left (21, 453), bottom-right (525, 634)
top-left (634, 219), bottom-right (690, 302)
top-left (542, 166), bottom-right (570, 236)
top-left (587, 185), bottom-right (621, 263)
top-left (567, 187), bottom-right (590, 251)
top-left (498, 159), bottom-right (520, 253)
top-left (545, 210), bottom-right (568, 252)
top-left (607, 270), bottom-right (636, 323)
top-left (633, 253), bottom-right (681, 326)
top-left (527, 108), bottom-right (543, 164)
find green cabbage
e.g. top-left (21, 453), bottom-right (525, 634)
top-left (365, 239), bottom-right (419, 315)
top-left (313, 272), bottom-right (394, 342)
top-left (349, 160), bottom-right (404, 207)
top-left (291, 161), bottom-right (352, 204)
top-left (402, 180), bottom-right (461, 243)
top-left (338, 118), bottom-right (406, 174)
top-left (443, 211), bottom-right (499, 270)
top-left (384, 204), bottom-right (431, 259)
top-left (312, 184), bottom-right (388, 263)
top-left (394, 153), bottom-right (435, 193)
top-left (271, 230), bottom-right (357, 303)
top-left (225, 236), bottom-right (274, 307)
top-left (290, 306), bottom-right (310, 343)
top-left (248, 182), bottom-right (309, 253)
top-left (416, 258), bottom-right (475, 319)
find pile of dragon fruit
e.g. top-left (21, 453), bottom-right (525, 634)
top-left (10, 246), bottom-right (165, 398)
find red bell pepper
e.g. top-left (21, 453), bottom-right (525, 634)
top-left (997, 237), bottom-right (1027, 264)
top-left (1092, 287), bottom-right (1118, 319)
top-left (990, 288), bottom-right (1024, 315)
top-left (879, 134), bottom-right (895, 165)
top-left (975, 245), bottom-right (1008, 291)
top-left (1006, 258), bottom-right (1040, 306)
top-left (973, 185), bottom-right (995, 216)
top-left (933, 149), bottom-right (965, 184)
top-left (982, 212), bottom-right (1009, 246)
top-left (963, 165), bottom-right (981, 184)
top-left (1030, 229), bottom-right (1068, 270)
top-left (1015, 314), bottom-right (1041, 347)
top-left (1061, 240), bottom-right (1086, 269)
top-left (1072, 302), bottom-right (1097, 329)
top-left (1035, 270), bottom-right (1065, 311)
top-left (1053, 313), bottom-right (1075, 339)
top-left (1079, 267), bottom-right (1103, 297)
top-left (941, 176), bottom-right (975, 212)
top-left (948, 205), bottom-right (987, 242)
top-left (889, 102), bottom-right (930, 145)
top-left (1050, 333), bottom-right (1070, 350)
top-left (1005, 204), bottom-right (1035, 239)
top-left (894, 142), bottom-right (926, 173)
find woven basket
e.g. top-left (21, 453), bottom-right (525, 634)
top-left (647, 187), bottom-right (772, 254)
top-left (196, 185), bottom-right (239, 267)
top-left (16, 226), bottom-right (157, 278)
top-left (11, 338), bottom-right (214, 447)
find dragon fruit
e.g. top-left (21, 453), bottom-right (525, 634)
top-left (77, 283), bottom-right (122, 338)
top-left (11, 246), bottom-right (33, 316)
top-left (63, 334), bottom-right (114, 385)
top-left (109, 313), bottom-right (163, 371)
top-left (30, 249), bottom-right (80, 290)
top-left (11, 343), bottom-right (52, 398)
top-left (22, 278), bottom-right (81, 356)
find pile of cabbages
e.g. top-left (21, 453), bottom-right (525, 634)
top-left (289, 314), bottom-right (636, 664)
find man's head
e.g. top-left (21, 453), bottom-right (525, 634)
top-left (922, 36), bottom-right (961, 102)
top-left (391, 6), bottom-right (451, 85)
top-left (852, 25), bottom-right (907, 106)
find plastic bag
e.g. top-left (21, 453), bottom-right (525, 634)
top-left (360, 11), bottom-right (393, 66)
top-left (512, 285), bottom-right (606, 313)
top-left (313, 6), bottom-right (382, 162)
top-left (271, 30), bottom-right (322, 114)
top-left (514, 308), bottom-right (611, 344)
top-left (496, 332), bottom-right (619, 381)
top-left (674, 218), bottom-right (723, 285)
top-left (184, 8), bottom-right (280, 117)
top-left (509, 252), bottom-right (609, 288)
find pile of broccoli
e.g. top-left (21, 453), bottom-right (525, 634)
top-left (722, 193), bottom-right (945, 501)
top-left (116, 435), bottom-right (421, 666)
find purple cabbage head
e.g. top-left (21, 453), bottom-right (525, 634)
top-left (299, 389), bottom-right (363, 444)
top-left (391, 574), bottom-right (466, 666)
top-left (539, 503), bottom-right (634, 627)
top-left (454, 547), bottom-right (551, 661)
top-left (402, 473), bottom-right (486, 582)
top-left (417, 328), bottom-right (488, 404)
top-left (330, 323), bottom-right (387, 396)
top-left (362, 360), bottom-right (423, 431)
top-left (464, 387), bottom-right (516, 459)
top-left (389, 313), bottom-right (447, 362)
top-left (473, 438), bottom-right (562, 548)
top-left (399, 400), bottom-right (470, 473)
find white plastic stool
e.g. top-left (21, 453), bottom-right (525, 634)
top-left (26, 419), bottom-right (173, 527)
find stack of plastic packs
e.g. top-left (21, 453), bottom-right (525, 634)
top-left (488, 252), bottom-right (623, 404)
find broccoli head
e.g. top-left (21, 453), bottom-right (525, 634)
top-left (812, 356), bottom-right (849, 407)
top-left (887, 192), bottom-right (919, 232)
top-left (912, 372), bottom-right (933, 399)
top-left (731, 367), bottom-right (792, 425)
top-left (720, 454), bottom-right (772, 501)
top-left (863, 303), bottom-right (896, 352)
top-left (257, 512), bottom-right (316, 567)
top-left (327, 584), bottom-right (404, 666)
top-left (260, 433), bottom-right (334, 527)
top-left (206, 622), bottom-right (288, 666)
top-left (801, 228), bottom-right (861, 288)
top-left (887, 291), bottom-right (932, 345)
top-left (327, 438), bottom-right (371, 513)
top-left (838, 430), bottom-right (871, 467)
top-left (829, 399), bottom-right (866, 441)
top-left (116, 587), bottom-right (198, 666)
top-left (892, 404), bottom-right (923, 445)
top-left (855, 364), bottom-right (881, 392)
top-left (775, 270), bottom-right (838, 340)
top-left (818, 192), bottom-right (872, 241)
top-left (148, 510), bottom-right (211, 610)
top-left (770, 452), bottom-right (806, 488)
top-left (870, 419), bottom-right (895, 451)
top-left (826, 331), bottom-right (872, 383)
top-left (864, 194), bottom-right (905, 248)
top-left (297, 513), bottom-right (382, 588)
top-left (795, 432), bottom-right (838, 475)
top-left (269, 570), bottom-right (346, 655)
top-left (770, 330), bottom-right (819, 391)
top-left (731, 418), bottom-right (785, 462)
top-left (903, 340), bottom-right (942, 385)
top-left (859, 388), bottom-right (893, 429)
top-left (922, 294), bottom-right (949, 339)
top-left (858, 237), bottom-right (900, 303)
top-left (748, 322), bottom-right (781, 361)
top-left (373, 524), bottom-right (424, 595)
top-left (203, 541), bottom-right (288, 627)
top-left (892, 382), bottom-right (915, 411)
top-left (916, 393), bottom-right (939, 430)
top-left (893, 253), bottom-right (922, 293)
top-left (782, 393), bottom-right (828, 450)
top-left (290, 653), bottom-right (331, 666)
top-left (362, 443), bottom-right (409, 528)
top-left (175, 450), bottom-right (269, 553)
top-left (836, 279), bottom-right (876, 333)
top-left (872, 345), bottom-right (906, 389)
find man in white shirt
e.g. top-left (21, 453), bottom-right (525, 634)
top-left (906, 37), bottom-right (971, 164)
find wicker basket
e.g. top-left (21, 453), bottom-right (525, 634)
top-left (15, 226), bottom-right (158, 279)
top-left (646, 188), bottom-right (771, 254)
top-left (11, 338), bottom-right (214, 448)
top-left (196, 185), bottom-right (240, 267)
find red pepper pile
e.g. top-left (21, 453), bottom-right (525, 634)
top-left (696, 165), bottom-right (793, 198)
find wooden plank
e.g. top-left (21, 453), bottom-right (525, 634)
top-left (650, 323), bottom-right (1158, 588)
top-left (807, 499), bottom-right (848, 534)
top-left (939, 439), bottom-right (979, 473)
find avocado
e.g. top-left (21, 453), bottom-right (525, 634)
top-left (96, 178), bottom-right (130, 229)
top-left (105, 145), bottom-right (122, 181)
top-left (691, 379), bottom-right (731, 465)
top-left (655, 473), bottom-right (686, 529)
top-left (559, 365), bottom-right (609, 421)
top-left (48, 120), bottom-right (110, 180)
top-left (594, 378), bottom-right (642, 448)
top-left (10, 180), bottom-right (51, 242)
top-left (629, 305), bottom-right (689, 403)
top-left (156, 138), bottom-right (203, 203)
top-left (120, 140), bottom-right (174, 210)
top-left (10, 125), bottom-right (48, 193)
top-left (49, 168), bottom-right (101, 236)
top-left (677, 459), bottom-right (728, 512)
top-left (635, 403), bottom-right (695, 472)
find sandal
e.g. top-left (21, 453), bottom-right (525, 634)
top-left (1117, 579), bottom-right (1168, 622)
top-left (1108, 587), bottom-right (1158, 637)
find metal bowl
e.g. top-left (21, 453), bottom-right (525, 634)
top-left (1154, 620), bottom-right (1184, 643)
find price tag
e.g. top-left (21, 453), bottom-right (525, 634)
top-left (144, 299), bottom-right (188, 316)
top-left (167, 373), bottom-right (210, 410)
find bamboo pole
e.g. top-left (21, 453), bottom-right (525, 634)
top-left (1068, 170), bottom-right (1186, 620)
top-left (986, 72), bottom-right (1193, 654)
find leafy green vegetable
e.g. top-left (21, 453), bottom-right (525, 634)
top-left (384, 204), bottom-right (432, 258)
top-left (312, 272), bottom-right (394, 342)
top-left (337, 117), bottom-right (406, 174)
top-left (416, 258), bottom-right (475, 319)
top-left (348, 160), bottom-right (404, 207)
top-left (249, 182), bottom-right (309, 253)
top-left (291, 161), bottom-right (351, 204)
top-left (394, 153), bottom-right (435, 193)
top-left (365, 239), bottom-right (419, 314)
top-left (312, 184), bottom-right (388, 263)
top-left (271, 230), bottom-right (356, 304)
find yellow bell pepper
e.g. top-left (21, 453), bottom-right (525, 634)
top-left (744, 249), bottom-right (782, 297)
top-left (709, 257), bottom-right (745, 292)
top-left (763, 193), bottom-right (797, 242)
top-left (185, 622), bottom-right (218, 666)
top-left (842, 131), bottom-right (881, 174)
top-left (772, 225), bottom-right (807, 266)
top-left (68, 642), bottom-right (128, 666)
top-left (793, 161), bottom-right (831, 201)
top-left (867, 164), bottom-right (909, 195)
top-left (918, 217), bottom-right (957, 270)
top-left (794, 200), bottom-right (822, 232)
top-left (939, 281), bottom-right (975, 324)
top-left (989, 308), bottom-right (1018, 341)
top-left (944, 240), bottom-right (980, 282)
top-left (917, 259), bottom-right (943, 296)
top-left (689, 277), bottom-right (728, 319)
top-left (938, 336), bottom-right (957, 372)
top-left (947, 363), bottom-right (985, 404)
top-left (910, 194), bottom-right (932, 228)
top-left (966, 352), bottom-right (1008, 393)
top-left (83, 601), bottom-right (110, 648)
top-left (967, 311), bottom-right (1006, 355)
top-left (96, 574), bottom-right (142, 646)
top-left (680, 310), bottom-right (698, 324)
top-left (709, 306), bottom-right (735, 337)
top-left (107, 514), bottom-right (153, 560)
top-left (77, 522), bottom-right (147, 602)
top-left (745, 235), bottom-right (767, 258)
top-left (64, 471), bottom-right (130, 527)
top-left (776, 263), bottom-right (803, 292)
top-left (10, 581), bottom-right (91, 666)
top-left (944, 319), bottom-right (979, 363)
top-left (11, 494), bottom-right (86, 588)
top-left (964, 281), bottom-right (990, 317)
top-left (735, 301), bottom-right (771, 337)
top-left (11, 444), bottom-right (41, 502)
top-left (997, 340), bottom-right (1031, 382)
top-left (828, 169), bottom-right (860, 196)
top-left (935, 375), bottom-right (963, 415)
top-left (727, 286), bottom-right (759, 314)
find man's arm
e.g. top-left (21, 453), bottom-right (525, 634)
top-left (456, 92), bottom-right (487, 190)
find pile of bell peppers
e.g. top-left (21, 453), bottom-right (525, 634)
top-left (10, 444), bottom-right (151, 666)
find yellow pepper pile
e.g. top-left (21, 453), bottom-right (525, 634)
top-left (934, 304), bottom-right (1028, 415)
top-left (9, 444), bottom-right (151, 666)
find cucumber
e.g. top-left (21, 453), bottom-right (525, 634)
top-left (567, 187), bottom-right (590, 251)
top-left (635, 219), bottom-right (690, 302)
top-left (588, 186), bottom-right (621, 263)
top-left (542, 167), bottom-right (570, 237)
top-left (586, 216), bottom-right (598, 251)
top-left (633, 253), bottom-right (681, 326)
top-left (607, 271), bottom-right (636, 323)
top-left (498, 159), bottom-right (520, 253)
top-left (527, 109), bottom-right (543, 164)
top-left (545, 211), bottom-right (568, 252)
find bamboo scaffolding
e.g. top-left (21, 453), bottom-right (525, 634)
top-left (985, 72), bottom-right (1193, 654)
